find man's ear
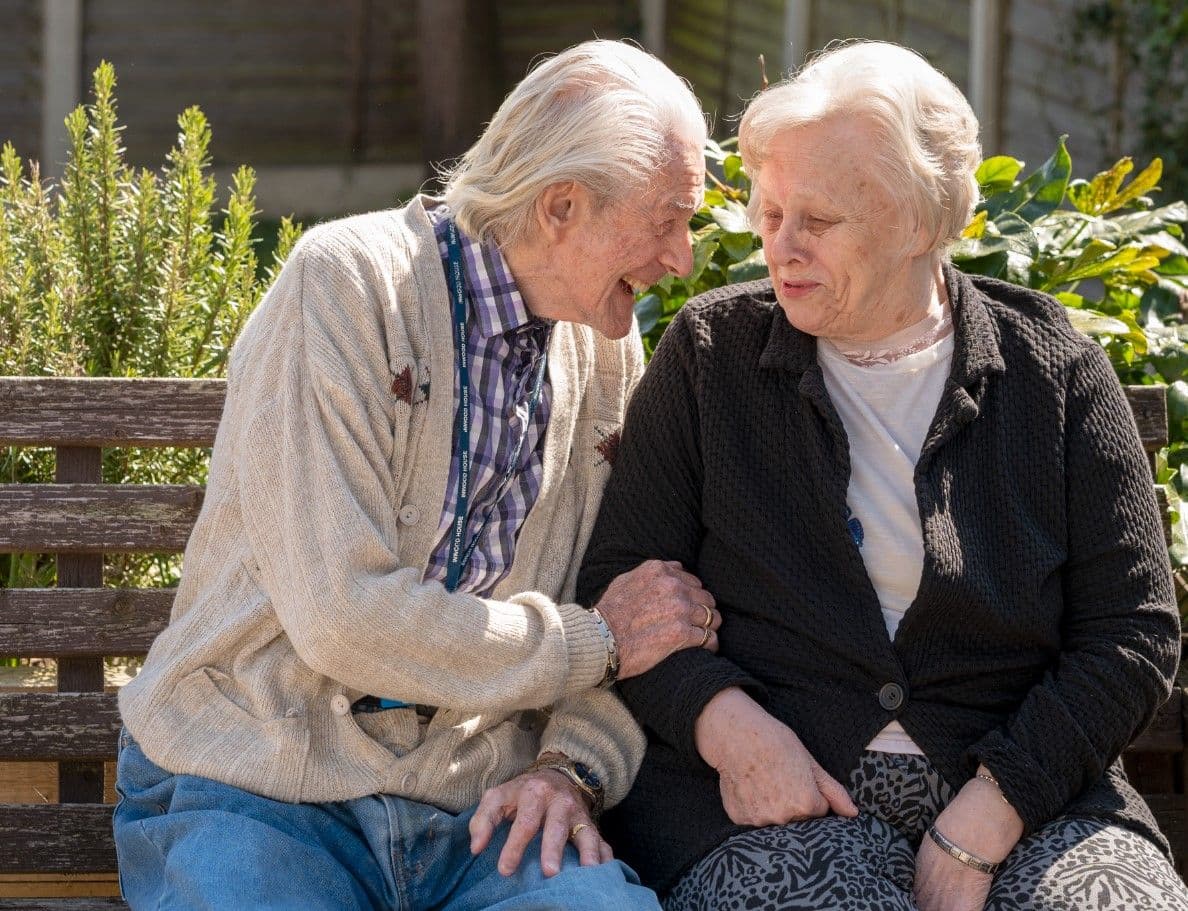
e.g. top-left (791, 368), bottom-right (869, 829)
top-left (535, 180), bottom-right (589, 242)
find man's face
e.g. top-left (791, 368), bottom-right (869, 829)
top-left (555, 143), bottom-right (705, 339)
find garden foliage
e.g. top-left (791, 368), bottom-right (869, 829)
top-left (0, 62), bottom-right (302, 592)
top-left (637, 137), bottom-right (1188, 589)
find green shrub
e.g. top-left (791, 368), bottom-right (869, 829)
top-left (0, 62), bottom-right (303, 590)
top-left (638, 137), bottom-right (1188, 591)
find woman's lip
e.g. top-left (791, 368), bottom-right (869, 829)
top-left (780, 280), bottom-right (819, 297)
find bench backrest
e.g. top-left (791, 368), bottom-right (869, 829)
top-left (0, 376), bottom-right (1176, 886)
top-left (0, 376), bottom-right (224, 885)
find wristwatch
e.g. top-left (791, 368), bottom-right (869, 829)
top-left (527, 755), bottom-right (605, 818)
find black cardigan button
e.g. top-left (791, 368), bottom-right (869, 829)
top-left (878, 682), bottom-right (906, 711)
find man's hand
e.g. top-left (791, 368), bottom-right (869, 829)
top-left (469, 770), bottom-right (612, 877)
top-left (594, 559), bottom-right (721, 679)
top-left (694, 687), bottom-right (858, 826)
top-left (913, 769), bottom-right (1023, 911)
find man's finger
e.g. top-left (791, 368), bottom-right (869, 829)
top-left (469, 788), bottom-right (511, 855)
top-left (497, 799), bottom-right (544, 876)
top-left (598, 838), bottom-right (614, 865)
top-left (538, 802), bottom-right (574, 877)
top-left (571, 819), bottom-right (602, 867)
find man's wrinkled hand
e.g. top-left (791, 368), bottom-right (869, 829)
top-left (594, 559), bottom-right (721, 679)
top-left (469, 770), bottom-right (612, 877)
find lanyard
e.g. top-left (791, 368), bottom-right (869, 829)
top-left (443, 220), bottom-right (548, 593)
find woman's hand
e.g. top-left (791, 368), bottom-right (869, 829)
top-left (593, 560), bottom-right (721, 679)
top-left (913, 768), bottom-right (1024, 911)
top-left (694, 687), bottom-right (859, 826)
top-left (469, 769), bottom-right (611, 877)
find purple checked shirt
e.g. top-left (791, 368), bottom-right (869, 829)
top-left (423, 204), bottom-right (554, 597)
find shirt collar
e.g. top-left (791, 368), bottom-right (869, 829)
top-left (427, 202), bottom-right (542, 340)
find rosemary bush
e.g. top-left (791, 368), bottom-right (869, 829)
top-left (0, 62), bottom-right (302, 592)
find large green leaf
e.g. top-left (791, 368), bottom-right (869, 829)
top-left (983, 138), bottom-right (1072, 221)
top-left (709, 200), bottom-right (750, 234)
top-left (727, 248), bottom-right (769, 283)
top-left (976, 156), bottom-right (1024, 194)
top-left (634, 293), bottom-right (663, 335)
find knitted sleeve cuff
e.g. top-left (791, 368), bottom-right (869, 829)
top-left (965, 729), bottom-right (1066, 834)
top-left (619, 647), bottom-right (768, 765)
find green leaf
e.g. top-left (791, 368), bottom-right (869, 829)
top-left (703, 188), bottom-right (726, 207)
top-left (709, 200), bottom-right (751, 234)
top-left (719, 231), bottom-right (754, 262)
top-left (975, 156), bottom-right (1024, 193)
top-left (727, 249), bottom-right (769, 283)
top-left (634, 293), bottom-right (663, 334)
top-left (1066, 308), bottom-right (1130, 337)
top-left (983, 137), bottom-right (1072, 221)
top-left (1110, 158), bottom-right (1163, 212)
top-left (723, 154), bottom-right (744, 184)
top-left (688, 238), bottom-right (720, 285)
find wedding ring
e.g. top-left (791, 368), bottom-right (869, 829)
top-left (570, 823), bottom-right (591, 840)
top-left (700, 603), bottom-right (714, 630)
top-left (699, 626), bottom-right (711, 647)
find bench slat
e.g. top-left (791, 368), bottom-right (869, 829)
top-left (0, 485), bottom-right (203, 554)
top-left (0, 589), bottom-right (172, 657)
top-left (1125, 385), bottom-right (1170, 452)
top-left (0, 805), bottom-right (116, 874)
top-left (0, 377), bottom-right (225, 448)
top-left (0, 694), bottom-right (120, 762)
top-left (0, 902), bottom-right (126, 910)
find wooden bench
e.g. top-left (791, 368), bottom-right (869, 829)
top-left (0, 376), bottom-right (1185, 906)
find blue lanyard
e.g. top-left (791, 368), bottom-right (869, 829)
top-left (443, 220), bottom-right (548, 593)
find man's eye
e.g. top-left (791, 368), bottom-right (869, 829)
top-left (761, 209), bottom-right (782, 227)
top-left (657, 220), bottom-right (675, 235)
top-left (807, 216), bottom-right (835, 231)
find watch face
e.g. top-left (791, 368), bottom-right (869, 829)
top-left (573, 761), bottom-right (602, 790)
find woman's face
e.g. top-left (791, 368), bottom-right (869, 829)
top-left (754, 118), bottom-right (929, 344)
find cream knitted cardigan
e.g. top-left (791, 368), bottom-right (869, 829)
top-left (118, 199), bottom-right (647, 811)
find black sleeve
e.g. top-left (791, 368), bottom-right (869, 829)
top-left (966, 344), bottom-right (1180, 831)
top-left (577, 308), bottom-right (767, 763)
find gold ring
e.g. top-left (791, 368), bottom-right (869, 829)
top-left (700, 603), bottom-right (714, 630)
top-left (570, 822), bottom-right (591, 840)
top-left (699, 626), bottom-right (711, 647)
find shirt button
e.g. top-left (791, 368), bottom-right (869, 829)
top-left (878, 682), bottom-right (906, 711)
top-left (401, 772), bottom-right (418, 791)
top-left (330, 694), bottom-right (351, 716)
top-left (399, 504), bottom-right (420, 526)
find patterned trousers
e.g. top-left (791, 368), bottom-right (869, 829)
top-left (665, 751), bottom-right (1188, 911)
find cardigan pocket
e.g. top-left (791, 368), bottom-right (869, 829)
top-left (165, 666), bottom-right (310, 803)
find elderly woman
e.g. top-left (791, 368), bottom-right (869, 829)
top-left (578, 41), bottom-right (1188, 911)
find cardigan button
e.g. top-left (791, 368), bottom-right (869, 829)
top-left (330, 694), bottom-right (351, 716)
top-left (878, 682), bottom-right (906, 711)
top-left (399, 504), bottom-right (420, 526)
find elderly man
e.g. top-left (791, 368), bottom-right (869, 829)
top-left (113, 41), bottom-right (718, 910)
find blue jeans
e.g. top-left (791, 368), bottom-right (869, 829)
top-left (113, 729), bottom-right (660, 910)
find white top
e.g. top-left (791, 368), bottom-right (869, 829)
top-left (818, 325), bottom-right (954, 754)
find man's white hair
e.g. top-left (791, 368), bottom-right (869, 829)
top-left (440, 40), bottom-right (707, 247)
top-left (740, 41), bottom-right (981, 252)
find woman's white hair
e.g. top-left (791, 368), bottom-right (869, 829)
top-left (440, 40), bottom-right (707, 247)
top-left (740, 41), bottom-right (981, 252)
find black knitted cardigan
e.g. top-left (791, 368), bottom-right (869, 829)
top-left (577, 265), bottom-right (1180, 893)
